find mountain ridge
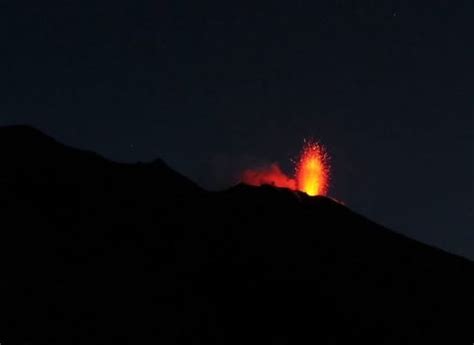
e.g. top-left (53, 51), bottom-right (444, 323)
top-left (0, 125), bottom-right (472, 345)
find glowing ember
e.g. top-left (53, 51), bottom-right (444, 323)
top-left (241, 139), bottom-right (330, 196)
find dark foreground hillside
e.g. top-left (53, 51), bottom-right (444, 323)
top-left (0, 126), bottom-right (472, 345)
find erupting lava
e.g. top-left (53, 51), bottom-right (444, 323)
top-left (295, 141), bottom-right (329, 196)
top-left (241, 140), bottom-right (330, 196)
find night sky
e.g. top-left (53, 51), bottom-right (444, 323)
top-left (1, 1), bottom-right (472, 259)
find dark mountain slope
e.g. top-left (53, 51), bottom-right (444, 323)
top-left (0, 126), bottom-right (472, 345)
top-left (0, 125), bottom-right (201, 194)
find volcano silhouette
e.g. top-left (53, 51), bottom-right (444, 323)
top-left (0, 126), bottom-right (472, 345)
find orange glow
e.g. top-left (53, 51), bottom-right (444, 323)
top-left (295, 141), bottom-right (329, 196)
top-left (241, 163), bottom-right (296, 190)
top-left (240, 139), bottom-right (330, 196)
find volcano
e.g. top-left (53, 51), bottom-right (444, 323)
top-left (0, 126), bottom-right (472, 345)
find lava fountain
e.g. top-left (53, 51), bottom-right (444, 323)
top-left (295, 141), bottom-right (329, 196)
top-left (241, 139), bottom-right (330, 196)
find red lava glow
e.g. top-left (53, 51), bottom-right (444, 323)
top-left (241, 163), bottom-right (296, 191)
top-left (241, 140), bottom-right (330, 196)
